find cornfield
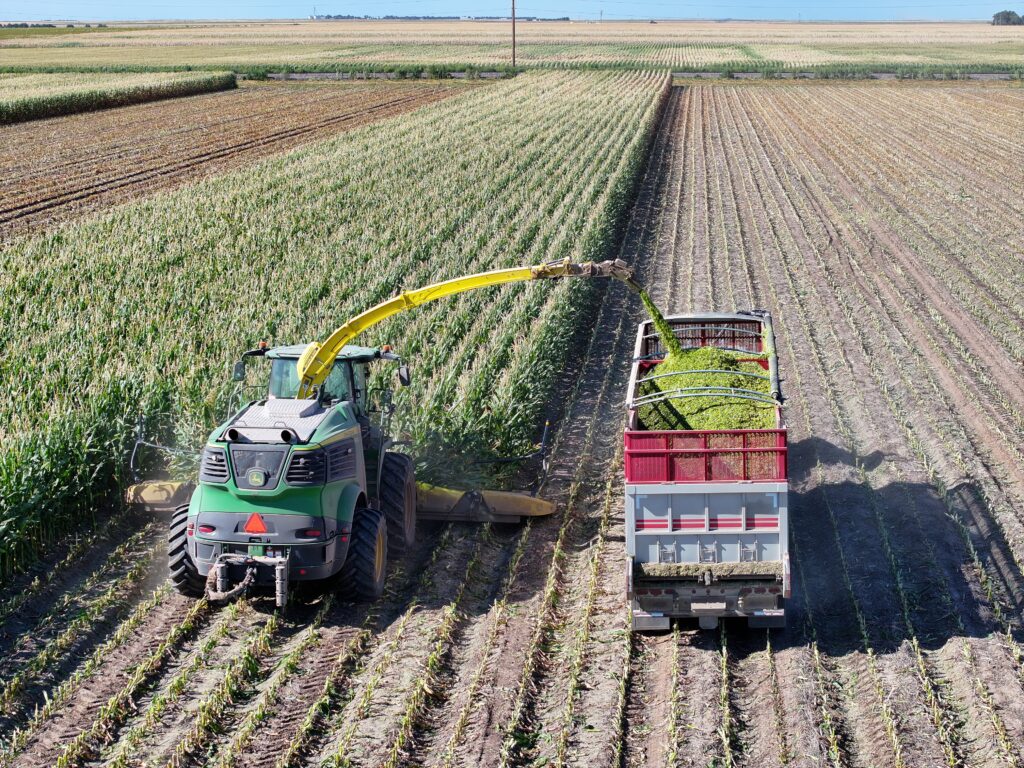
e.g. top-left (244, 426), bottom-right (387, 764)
top-left (0, 71), bottom-right (236, 123)
top-left (0, 69), bottom-right (669, 575)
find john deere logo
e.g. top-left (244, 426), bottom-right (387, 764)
top-left (247, 468), bottom-right (268, 487)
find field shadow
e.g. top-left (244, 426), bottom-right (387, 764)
top-left (769, 435), bottom-right (1024, 657)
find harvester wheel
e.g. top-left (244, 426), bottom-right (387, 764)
top-left (168, 504), bottom-right (204, 597)
top-left (380, 452), bottom-right (416, 556)
top-left (340, 507), bottom-right (387, 601)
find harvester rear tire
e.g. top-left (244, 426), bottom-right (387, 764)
top-left (380, 452), bottom-right (416, 557)
top-left (340, 507), bottom-right (387, 601)
top-left (168, 504), bottom-right (204, 597)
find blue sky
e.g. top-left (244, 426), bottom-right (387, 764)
top-left (4, 0), bottom-right (1003, 22)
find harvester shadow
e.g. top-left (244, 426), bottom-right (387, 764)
top-left (763, 436), bottom-right (1024, 659)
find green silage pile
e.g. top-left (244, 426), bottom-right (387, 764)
top-left (637, 291), bottom-right (775, 431)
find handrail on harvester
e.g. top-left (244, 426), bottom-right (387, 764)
top-left (295, 258), bottom-right (638, 399)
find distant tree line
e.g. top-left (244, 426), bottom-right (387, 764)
top-left (992, 10), bottom-right (1023, 23)
top-left (0, 22), bottom-right (107, 28)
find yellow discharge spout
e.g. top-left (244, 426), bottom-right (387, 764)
top-left (295, 258), bottom-right (635, 398)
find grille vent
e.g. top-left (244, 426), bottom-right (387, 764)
top-left (326, 439), bottom-right (357, 482)
top-left (199, 447), bottom-right (229, 483)
top-left (286, 451), bottom-right (326, 486)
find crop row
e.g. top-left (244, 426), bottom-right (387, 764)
top-left (0, 69), bottom-right (669, 577)
top-left (710, 82), bottom-right (1022, 762)
top-left (0, 70), bottom-right (236, 123)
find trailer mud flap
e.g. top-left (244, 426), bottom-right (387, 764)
top-left (632, 611), bottom-right (670, 632)
top-left (747, 608), bottom-right (786, 629)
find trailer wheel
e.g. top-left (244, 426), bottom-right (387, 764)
top-left (340, 507), bottom-right (387, 601)
top-left (168, 504), bottom-right (204, 597)
top-left (379, 452), bottom-right (416, 557)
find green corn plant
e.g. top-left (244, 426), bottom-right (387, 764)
top-left (0, 70), bottom-right (669, 577)
top-left (0, 71), bottom-right (236, 123)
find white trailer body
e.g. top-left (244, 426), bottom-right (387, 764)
top-left (625, 312), bottom-right (790, 631)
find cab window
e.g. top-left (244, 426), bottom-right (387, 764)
top-left (268, 358), bottom-right (352, 403)
top-left (322, 362), bottom-right (353, 403)
top-left (269, 358), bottom-right (299, 398)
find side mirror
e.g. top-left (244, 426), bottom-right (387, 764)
top-left (398, 364), bottom-right (411, 387)
top-left (232, 360), bottom-right (246, 382)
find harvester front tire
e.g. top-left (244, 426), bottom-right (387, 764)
top-left (340, 507), bottom-right (387, 601)
top-left (168, 504), bottom-right (204, 597)
top-left (380, 452), bottom-right (416, 557)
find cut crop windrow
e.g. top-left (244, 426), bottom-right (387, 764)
top-left (0, 584), bottom-right (172, 763)
top-left (104, 599), bottom-right (248, 768)
top-left (52, 597), bottom-right (210, 768)
top-left (0, 537), bottom-right (159, 715)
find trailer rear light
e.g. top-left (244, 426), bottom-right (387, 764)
top-left (298, 529), bottom-right (321, 539)
top-left (198, 524), bottom-right (216, 534)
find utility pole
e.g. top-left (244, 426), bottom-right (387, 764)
top-left (512, 0), bottom-right (516, 68)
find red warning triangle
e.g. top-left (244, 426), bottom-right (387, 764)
top-left (243, 513), bottom-right (268, 534)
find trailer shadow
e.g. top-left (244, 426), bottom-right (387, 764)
top-left (767, 435), bottom-right (1024, 658)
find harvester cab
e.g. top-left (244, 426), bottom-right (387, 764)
top-left (128, 258), bottom-right (638, 608)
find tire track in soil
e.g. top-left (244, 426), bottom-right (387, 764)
top-left (463, 82), bottom-right (675, 768)
top-left (564, 85), bottom-right (717, 768)
top-left (0, 507), bottom-right (149, 631)
top-left (402, 526), bottom-right (530, 768)
top-left (309, 529), bottom-right (485, 766)
top-left (225, 530), bottom-right (446, 768)
top-left (97, 600), bottom-right (271, 768)
top-left (326, 528), bottom-right (520, 768)
top-left (673, 630), bottom-right (726, 767)
top-left (435, 160), bottom-right (671, 768)
top-left (714, 84), bottom-right (912, 768)
top-left (0, 536), bottom-right (167, 730)
top-left (0, 521), bottom-right (161, 670)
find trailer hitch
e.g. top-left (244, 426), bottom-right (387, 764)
top-left (204, 552), bottom-right (291, 607)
